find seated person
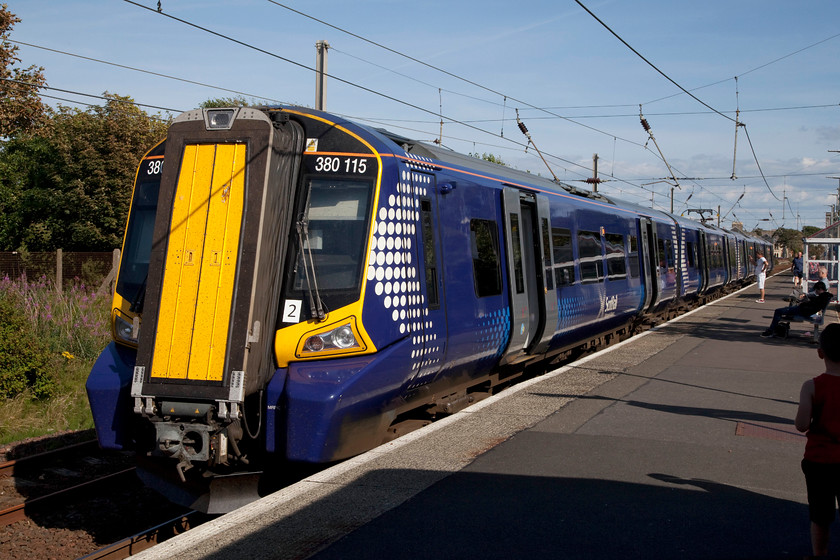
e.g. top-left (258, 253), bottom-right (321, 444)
top-left (817, 266), bottom-right (830, 291)
top-left (761, 282), bottom-right (833, 337)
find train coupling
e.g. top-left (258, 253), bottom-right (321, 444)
top-left (148, 402), bottom-right (248, 482)
top-left (154, 421), bottom-right (212, 482)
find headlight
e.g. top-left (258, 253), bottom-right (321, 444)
top-left (303, 324), bottom-right (359, 353)
top-left (114, 311), bottom-right (139, 346)
top-left (204, 108), bottom-right (237, 130)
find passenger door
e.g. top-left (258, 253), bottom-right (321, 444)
top-left (499, 188), bottom-right (556, 363)
top-left (638, 217), bottom-right (657, 312)
top-left (697, 230), bottom-right (709, 293)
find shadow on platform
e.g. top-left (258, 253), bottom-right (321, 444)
top-left (199, 468), bottom-right (815, 560)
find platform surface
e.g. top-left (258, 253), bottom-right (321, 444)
top-left (136, 273), bottom-right (839, 560)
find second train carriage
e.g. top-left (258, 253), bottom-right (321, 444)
top-left (87, 105), bottom-right (773, 510)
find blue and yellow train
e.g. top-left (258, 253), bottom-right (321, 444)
top-left (86, 106), bottom-right (773, 510)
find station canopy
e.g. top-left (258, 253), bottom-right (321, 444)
top-left (803, 221), bottom-right (840, 293)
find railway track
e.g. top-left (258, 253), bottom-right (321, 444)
top-left (80, 512), bottom-right (207, 560)
top-left (0, 438), bottom-right (196, 560)
top-left (0, 439), bottom-right (136, 526)
top-left (0, 467), bottom-right (138, 526)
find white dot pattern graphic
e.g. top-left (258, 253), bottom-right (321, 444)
top-left (366, 159), bottom-right (443, 383)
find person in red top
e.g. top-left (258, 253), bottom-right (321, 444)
top-left (796, 323), bottom-right (840, 556)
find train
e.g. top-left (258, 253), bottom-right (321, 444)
top-left (85, 105), bottom-right (773, 512)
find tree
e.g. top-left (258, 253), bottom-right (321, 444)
top-left (470, 152), bottom-right (507, 166)
top-left (801, 226), bottom-right (826, 260)
top-left (0, 134), bottom-right (61, 249)
top-left (802, 225), bottom-right (822, 238)
top-left (200, 96), bottom-right (255, 108)
top-left (0, 4), bottom-right (49, 137)
top-left (0, 94), bottom-right (169, 251)
top-left (774, 227), bottom-right (803, 254)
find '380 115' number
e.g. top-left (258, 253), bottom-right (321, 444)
top-left (314, 156), bottom-right (367, 174)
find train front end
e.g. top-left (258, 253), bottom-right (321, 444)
top-left (132, 107), bottom-right (310, 483)
top-left (86, 106), bottom-right (390, 507)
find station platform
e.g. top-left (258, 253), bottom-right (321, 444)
top-left (136, 273), bottom-right (839, 560)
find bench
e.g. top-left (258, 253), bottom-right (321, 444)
top-left (789, 310), bottom-right (827, 340)
top-left (786, 297), bottom-right (834, 341)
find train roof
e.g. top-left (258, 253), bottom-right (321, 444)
top-left (276, 106), bottom-right (773, 243)
top-left (373, 127), bottom-right (620, 202)
top-left (371, 127), bottom-right (701, 226)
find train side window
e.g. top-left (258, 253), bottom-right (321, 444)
top-left (420, 199), bottom-right (439, 308)
top-left (509, 213), bottom-right (525, 294)
top-left (728, 241), bottom-right (737, 274)
top-left (470, 219), bottom-right (502, 297)
top-left (579, 230), bottom-right (604, 283)
top-left (708, 240), bottom-right (721, 269)
top-left (686, 241), bottom-right (696, 268)
top-left (658, 238), bottom-right (676, 268)
top-left (657, 237), bottom-right (677, 285)
top-left (657, 238), bottom-right (667, 269)
top-left (552, 227), bottom-right (575, 285)
top-left (628, 235), bottom-right (640, 278)
top-left (605, 233), bottom-right (626, 279)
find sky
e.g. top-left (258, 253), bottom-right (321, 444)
top-left (8, 0), bottom-right (840, 232)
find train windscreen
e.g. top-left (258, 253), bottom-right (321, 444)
top-left (287, 177), bottom-right (373, 317)
top-left (116, 174), bottom-right (160, 303)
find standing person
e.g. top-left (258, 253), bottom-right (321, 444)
top-left (791, 251), bottom-right (804, 288)
top-left (795, 323), bottom-right (840, 557)
top-left (755, 252), bottom-right (768, 303)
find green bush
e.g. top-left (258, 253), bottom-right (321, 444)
top-left (0, 296), bottom-right (54, 399)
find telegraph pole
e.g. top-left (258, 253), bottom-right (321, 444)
top-left (315, 40), bottom-right (330, 111)
top-left (830, 150), bottom-right (839, 225)
top-left (782, 189), bottom-right (786, 221)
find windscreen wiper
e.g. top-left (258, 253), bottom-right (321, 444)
top-left (129, 273), bottom-right (147, 313)
top-left (295, 216), bottom-right (326, 322)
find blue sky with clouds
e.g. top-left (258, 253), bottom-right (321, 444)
top-left (9, 0), bottom-right (840, 231)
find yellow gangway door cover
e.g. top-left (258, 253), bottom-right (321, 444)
top-left (152, 143), bottom-right (245, 382)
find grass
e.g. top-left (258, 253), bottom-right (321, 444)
top-left (0, 274), bottom-right (111, 445)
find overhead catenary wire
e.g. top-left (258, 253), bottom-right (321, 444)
top-left (271, 0), bottom-right (839, 203)
top-left (17, 1), bottom-right (828, 225)
top-left (0, 76), bottom-right (182, 113)
top-left (38, 92), bottom-right (171, 121)
top-left (731, 76), bottom-right (743, 180)
top-left (19, 36), bottom-right (835, 132)
top-left (742, 125), bottom-right (781, 201)
top-left (37, 2), bottom-right (831, 220)
top-left (574, 0), bottom-right (736, 124)
top-left (329, 46), bottom-right (502, 109)
top-left (7, 76), bottom-right (796, 228)
top-left (264, 0), bottom-right (646, 150)
top-left (9, 39), bottom-right (286, 105)
top-left (573, 0), bottom-right (787, 215)
top-left (644, 30), bottom-right (840, 106)
top-left (120, 1), bottom-right (536, 157)
top-left (121, 0), bottom-right (625, 182)
top-left (20, 85), bottom-right (769, 226)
